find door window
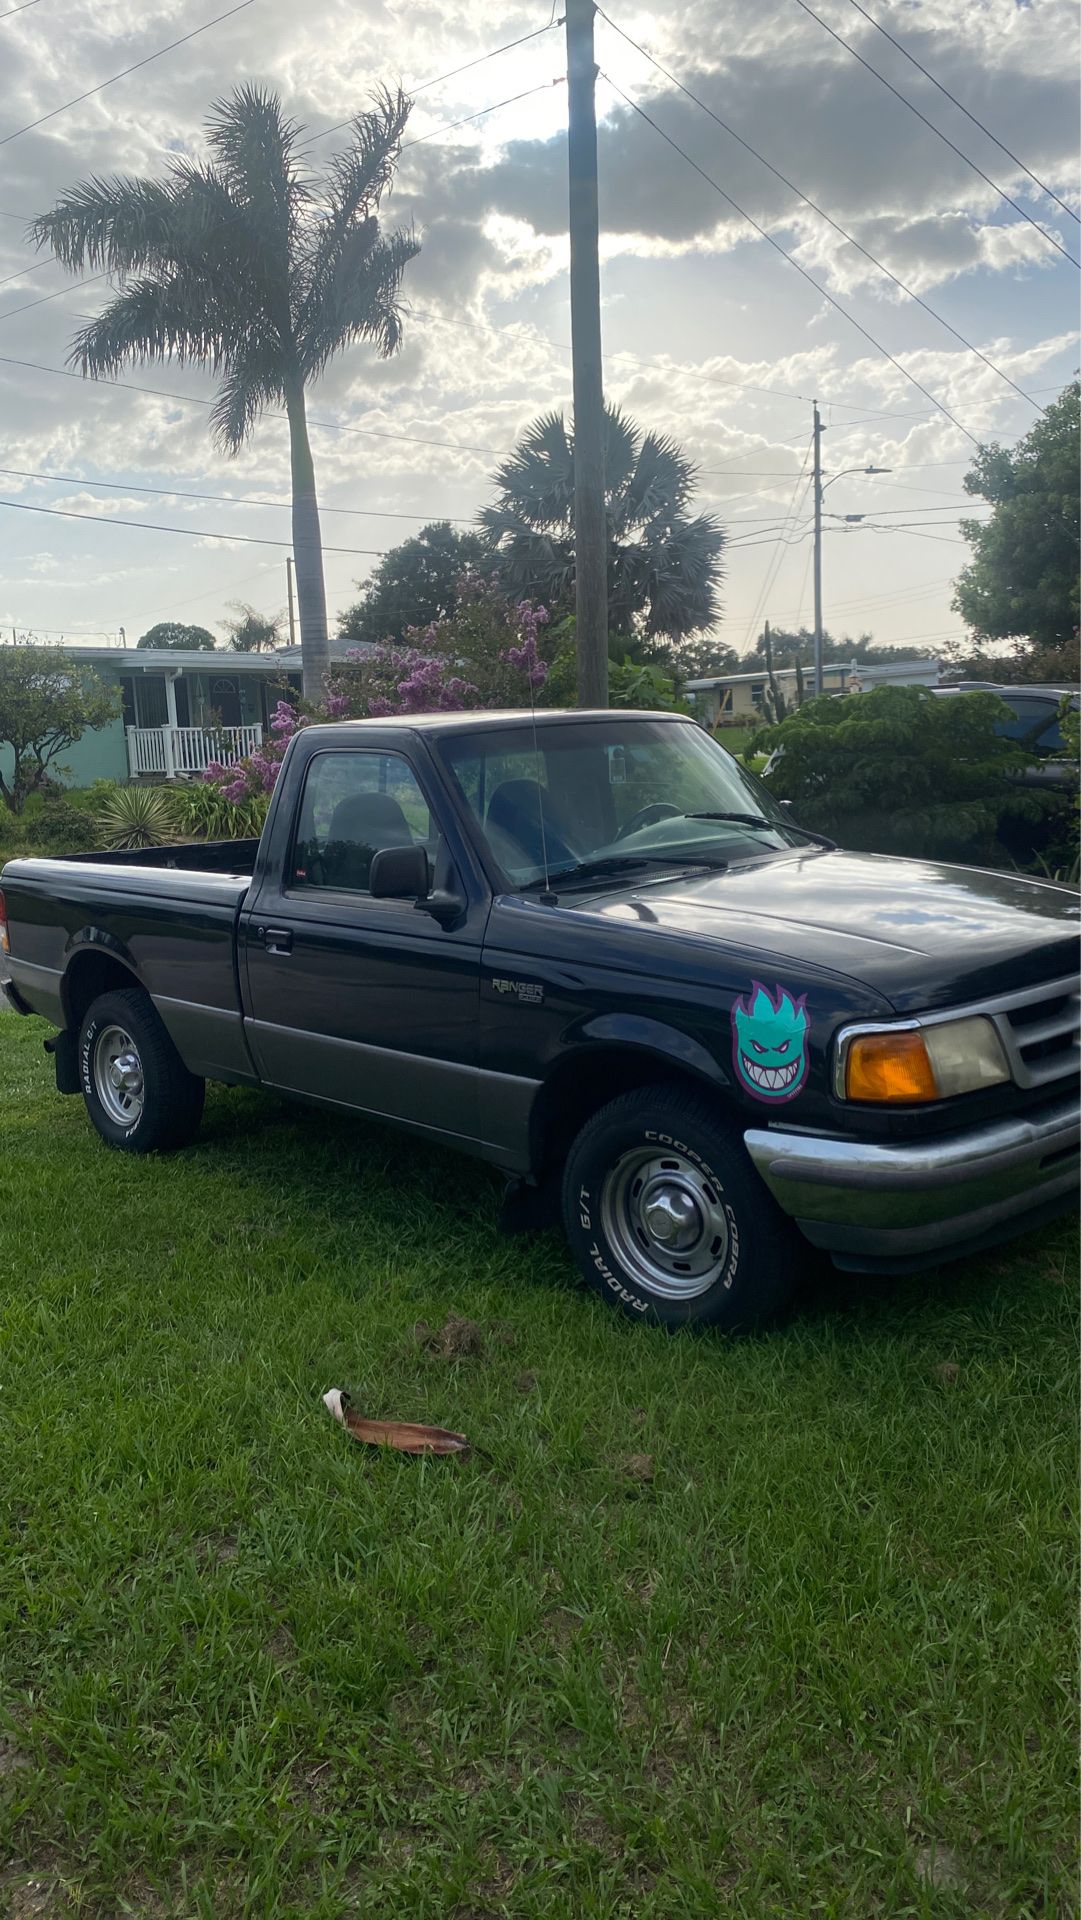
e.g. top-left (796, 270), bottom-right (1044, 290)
top-left (290, 751), bottom-right (437, 895)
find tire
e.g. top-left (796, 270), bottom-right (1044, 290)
top-left (79, 987), bottom-right (205, 1154)
top-left (562, 1084), bottom-right (800, 1332)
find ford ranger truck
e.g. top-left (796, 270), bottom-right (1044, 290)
top-left (2, 709), bottom-right (1078, 1331)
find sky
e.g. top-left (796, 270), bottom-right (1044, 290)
top-left (0, 0), bottom-right (1077, 659)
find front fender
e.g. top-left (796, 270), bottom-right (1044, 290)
top-left (571, 1011), bottom-right (732, 1091)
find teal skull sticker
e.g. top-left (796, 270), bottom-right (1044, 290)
top-left (732, 980), bottom-right (808, 1102)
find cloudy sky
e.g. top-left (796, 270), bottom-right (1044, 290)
top-left (0, 0), bottom-right (1077, 658)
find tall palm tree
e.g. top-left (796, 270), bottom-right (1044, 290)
top-left (479, 404), bottom-right (725, 641)
top-left (32, 86), bottom-right (419, 699)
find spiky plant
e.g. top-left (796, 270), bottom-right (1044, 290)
top-left (479, 404), bottom-right (725, 640)
top-left (32, 86), bottom-right (419, 700)
top-left (95, 784), bottom-right (180, 851)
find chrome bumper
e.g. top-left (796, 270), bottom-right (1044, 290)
top-left (744, 1087), bottom-right (1080, 1272)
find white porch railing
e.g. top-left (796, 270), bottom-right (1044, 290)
top-left (126, 724), bottom-right (263, 779)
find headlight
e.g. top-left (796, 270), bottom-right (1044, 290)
top-left (837, 1015), bottom-right (1010, 1104)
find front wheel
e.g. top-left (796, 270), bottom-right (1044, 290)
top-left (562, 1085), bottom-right (800, 1331)
top-left (79, 987), bottom-right (205, 1154)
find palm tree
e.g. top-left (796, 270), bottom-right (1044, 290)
top-left (479, 404), bottom-right (725, 641)
top-left (32, 86), bottom-right (419, 699)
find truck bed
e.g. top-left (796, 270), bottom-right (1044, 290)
top-left (0, 841), bottom-right (258, 1080)
top-left (53, 837), bottom-right (261, 876)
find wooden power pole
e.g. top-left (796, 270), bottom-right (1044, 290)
top-left (812, 399), bottom-right (824, 696)
top-left (565, 0), bottom-right (608, 707)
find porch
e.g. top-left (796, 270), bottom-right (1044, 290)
top-left (126, 724), bottom-right (264, 779)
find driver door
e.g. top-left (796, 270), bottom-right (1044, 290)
top-left (240, 744), bottom-right (487, 1145)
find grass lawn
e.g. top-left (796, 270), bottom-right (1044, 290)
top-left (0, 1008), bottom-right (1076, 1919)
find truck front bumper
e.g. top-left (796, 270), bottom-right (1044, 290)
top-left (744, 1086), bottom-right (1080, 1274)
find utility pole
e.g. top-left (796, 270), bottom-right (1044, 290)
top-left (286, 555), bottom-right (297, 648)
top-left (812, 399), bottom-right (824, 697)
top-left (565, 0), bottom-right (608, 707)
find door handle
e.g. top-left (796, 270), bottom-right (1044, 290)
top-left (261, 926), bottom-right (293, 954)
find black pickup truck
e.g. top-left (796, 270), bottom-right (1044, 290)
top-left (2, 709), bottom-right (1078, 1330)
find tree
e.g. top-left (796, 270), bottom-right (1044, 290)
top-left (952, 381), bottom-right (1080, 653)
top-left (137, 622), bottom-right (217, 651)
top-left (941, 633), bottom-right (1081, 685)
top-left (479, 405), bottom-right (725, 641)
top-left (0, 645), bottom-right (120, 812)
top-left (222, 603), bottom-right (285, 652)
top-left (34, 85), bottom-right (419, 701)
top-left (665, 636), bottom-right (740, 682)
top-left (328, 574), bottom-right (555, 718)
top-left (338, 522), bottom-right (491, 646)
top-left (754, 684), bottom-right (1053, 864)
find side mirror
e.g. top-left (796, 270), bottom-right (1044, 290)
top-left (369, 843), bottom-right (430, 901)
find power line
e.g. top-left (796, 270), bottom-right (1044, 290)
top-left (599, 9), bottom-right (1040, 407)
top-left (0, 355), bottom-right (505, 456)
top-left (0, 465), bottom-right (473, 523)
top-left (0, 81), bottom-right (563, 330)
top-left (740, 436), bottom-right (814, 644)
top-left (0, 0), bottom-right (256, 149)
top-left (0, 274), bottom-right (109, 325)
top-left (309, 78), bottom-right (564, 154)
top-left (0, 255), bottom-right (54, 290)
top-left (604, 73), bottom-right (984, 445)
top-left (0, 495), bottom-right (388, 554)
top-left (788, 0), bottom-right (1079, 269)
top-left (411, 20), bottom-right (564, 97)
top-left (841, 0), bottom-right (1079, 225)
top-left (0, 0), bottom-right (44, 16)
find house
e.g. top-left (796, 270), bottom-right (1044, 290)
top-left (685, 655), bottom-right (941, 727)
top-left (0, 639), bottom-right (372, 789)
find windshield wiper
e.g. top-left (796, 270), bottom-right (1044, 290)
top-left (684, 810), bottom-right (836, 849)
top-left (522, 852), bottom-right (727, 893)
top-left (684, 810), bottom-right (775, 828)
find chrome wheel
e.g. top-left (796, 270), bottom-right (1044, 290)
top-left (93, 1024), bottom-right (145, 1128)
top-left (599, 1146), bottom-right (730, 1301)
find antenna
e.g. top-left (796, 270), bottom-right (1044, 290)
top-left (528, 667), bottom-right (557, 905)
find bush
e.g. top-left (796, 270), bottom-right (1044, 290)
top-left (754, 685), bottom-right (1063, 866)
top-left (94, 784), bottom-right (180, 851)
top-left (168, 780), bottom-right (269, 842)
top-left (0, 793), bottom-right (99, 862)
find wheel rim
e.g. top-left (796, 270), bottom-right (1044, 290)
top-left (599, 1146), bottom-right (731, 1301)
top-left (92, 1024), bottom-right (145, 1128)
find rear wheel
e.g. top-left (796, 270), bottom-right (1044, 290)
top-left (562, 1085), bottom-right (800, 1331)
top-left (79, 987), bottom-right (204, 1154)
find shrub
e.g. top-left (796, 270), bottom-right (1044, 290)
top-left (94, 784), bottom-right (180, 851)
top-left (169, 779), bottom-right (269, 842)
top-left (754, 685), bottom-right (1060, 865)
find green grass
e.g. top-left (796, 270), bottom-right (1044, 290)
top-left (0, 1010), bottom-right (1076, 1919)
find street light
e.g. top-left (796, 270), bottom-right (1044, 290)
top-left (811, 397), bottom-right (892, 697)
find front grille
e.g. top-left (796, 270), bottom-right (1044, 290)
top-left (990, 976), bottom-right (1081, 1090)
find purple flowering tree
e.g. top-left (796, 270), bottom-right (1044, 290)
top-left (202, 582), bottom-right (555, 815)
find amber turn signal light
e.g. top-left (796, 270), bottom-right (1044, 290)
top-left (844, 1029), bottom-right (938, 1103)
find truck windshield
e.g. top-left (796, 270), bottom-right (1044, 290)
top-left (437, 717), bottom-right (810, 889)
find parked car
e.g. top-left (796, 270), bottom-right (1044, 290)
top-left (930, 683), bottom-right (1079, 789)
top-left (2, 709), bottom-right (1078, 1332)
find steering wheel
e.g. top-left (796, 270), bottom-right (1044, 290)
top-left (614, 801), bottom-right (682, 841)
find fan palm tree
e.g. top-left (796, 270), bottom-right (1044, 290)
top-left (479, 405), bottom-right (725, 640)
top-left (32, 86), bottom-right (419, 699)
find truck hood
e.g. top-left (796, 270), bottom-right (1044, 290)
top-left (570, 848), bottom-right (1080, 1012)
